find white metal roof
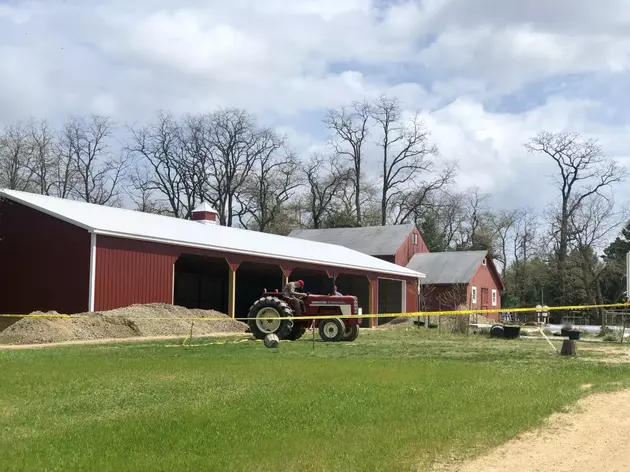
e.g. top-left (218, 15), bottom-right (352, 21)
top-left (0, 189), bottom-right (424, 279)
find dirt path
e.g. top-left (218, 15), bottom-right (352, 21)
top-left (0, 332), bottom-right (249, 350)
top-left (437, 388), bottom-right (630, 472)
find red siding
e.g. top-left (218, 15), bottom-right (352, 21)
top-left (406, 280), bottom-right (418, 313)
top-left (0, 199), bottom-right (90, 314)
top-left (95, 235), bottom-right (420, 313)
top-left (393, 226), bottom-right (430, 266)
top-left (468, 259), bottom-right (503, 321)
top-left (95, 236), bottom-right (180, 311)
top-left (421, 284), bottom-right (467, 312)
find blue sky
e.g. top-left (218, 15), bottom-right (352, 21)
top-left (1, 0), bottom-right (630, 216)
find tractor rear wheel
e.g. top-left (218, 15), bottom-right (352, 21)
top-left (342, 325), bottom-right (359, 342)
top-left (318, 318), bottom-right (345, 342)
top-left (247, 297), bottom-right (294, 340)
top-left (285, 323), bottom-right (307, 341)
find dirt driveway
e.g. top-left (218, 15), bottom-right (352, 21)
top-left (438, 388), bottom-right (630, 472)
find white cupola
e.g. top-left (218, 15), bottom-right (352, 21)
top-left (191, 202), bottom-right (219, 225)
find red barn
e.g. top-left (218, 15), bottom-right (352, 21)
top-left (289, 224), bottom-right (429, 323)
top-left (289, 223), bottom-right (429, 267)
top-left (406, 251), bottom-right (504, 320)
top-left (0, 189), bottom-right (424, 328)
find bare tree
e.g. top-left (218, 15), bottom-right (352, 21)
top-left (525, 131), bottom-right (627, 305)
top-left (489, 209), bottom-right (519, 277)
top-left (26, 119), bottom-right (56, 195)
top-left (390, 162), bottom-right (457, 224)
top-left (126, 165), bottom-right (171, 215)
top-left (456, 187), bottom-right (492, 250)
top-left (127, 111), bottom-right (196, 217)
top-left (238, 148), bottom-right (301, 232)
top-left (191, 108), bottom-right (278, 226)
top-left (0, 122), bottom-right (34, 191)
top-left (569, 194), bottom-right (627, 322)
top-left (512, 208), bottom-right (539, 267)
top-left (324, 100), bottom-right (372, 226)
top-left (371, 95), bottom-right (438, 224)
top-left (300, 154), bottom-right (351, 229)
top-left (59, 115), bottom-right (127, 205)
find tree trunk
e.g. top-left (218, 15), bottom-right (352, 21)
top-left (561, 339), bottom-right (577, 356)
top-left (355, 160), bottom-right (362, 226)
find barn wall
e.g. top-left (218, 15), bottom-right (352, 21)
top-left (406, 281), bottom-right (419, 313)
top-left (394, 227), bottom-right (430, 266)
top-left (468, 260), bottom-right (502, 321)
top-left (421, 284), bottom-right (468, 312)
top-left (0, 199), bottom-right (90, 315)
top-left (94, 236), bottom-right (180, 311)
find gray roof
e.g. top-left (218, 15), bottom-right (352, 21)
top-left (407, 251), bottom-right (488, 285)
top-left (288, 223), bottom-right (416, 256)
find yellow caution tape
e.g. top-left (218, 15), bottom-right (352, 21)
top-left (0, 302), bottom-right (628, 322)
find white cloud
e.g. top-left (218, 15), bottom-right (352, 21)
top-left (0, 0), bottom-right (629, 214)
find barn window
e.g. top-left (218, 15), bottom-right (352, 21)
top-left (492, 289), bottom-right (497, 307)
top-left (482, 258), bottom-right (487, 266)
top-left (471, 286), bottom-right (477, 304)
top-left (412, 233), bottom-right (418, 245)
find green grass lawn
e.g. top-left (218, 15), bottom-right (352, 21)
top-left (2, 329), bottom-right (630, 472)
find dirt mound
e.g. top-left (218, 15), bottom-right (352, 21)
top-left (0, 303), bottom-right (247, 345)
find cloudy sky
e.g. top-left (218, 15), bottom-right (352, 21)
top-left (1, 0), bottom-right (630, 212)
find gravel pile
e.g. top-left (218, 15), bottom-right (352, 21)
top-left (0, 303), bottom-right (248, 345)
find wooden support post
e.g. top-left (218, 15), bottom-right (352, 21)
top-left (227, 263), bottom-right (239, 319)
top-left (280, 265), bottom-right (293, 288)
top-left (368, 277), bottom-right (378, 328)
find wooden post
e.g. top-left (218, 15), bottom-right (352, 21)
top-left (280, 265), bottom-right (292, 288)
top-left (560, 339), bottom-right (577, 356)
top-left (368, 277), bottom-right (378, 328)
top-left (227, 264), bottom-right (237, 319)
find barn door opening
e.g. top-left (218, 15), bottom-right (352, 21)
top-left (235, 262), bottom-right (284, 319)
top-left (173, 254), bottom-right (228, 313)
top-left (378, 278), bottom-right (403, 325)
top-left (335, 274), bottom-right (370, 327)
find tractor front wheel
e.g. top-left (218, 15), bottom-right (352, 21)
top-left (342, 325), bottom-right (359, 342)
top-left (318, 318), bottom-right (345, 342)
top-left (247, 297), bottom-right (294, 340)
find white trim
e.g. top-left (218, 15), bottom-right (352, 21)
top-left (94, 229), bottom-right (426, 280)
top-left (0, 191), bottom-right (95, 232)
top-left (88, 232), bottom-right (97, 312)
top-left (491, 289), bottom-right (497, 307)
top-left (471, 286), bottom-right (477, 304)
top-left (401, 280), bottom-right (407, 313)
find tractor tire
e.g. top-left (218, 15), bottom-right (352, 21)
top-left (342, 325), bottom-right (359, 342)
top-left (285, 323), bottom-right (308, 341)
top-left (247, 297), bottom-right (294, 340)
top-left (318, 318), bottom-right (345, 342)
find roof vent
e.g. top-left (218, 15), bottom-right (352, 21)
top-left (191, 202), bottom-right (219, 225)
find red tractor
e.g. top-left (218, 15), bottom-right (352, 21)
top-left (247, 290), bottom-right (361, 342)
